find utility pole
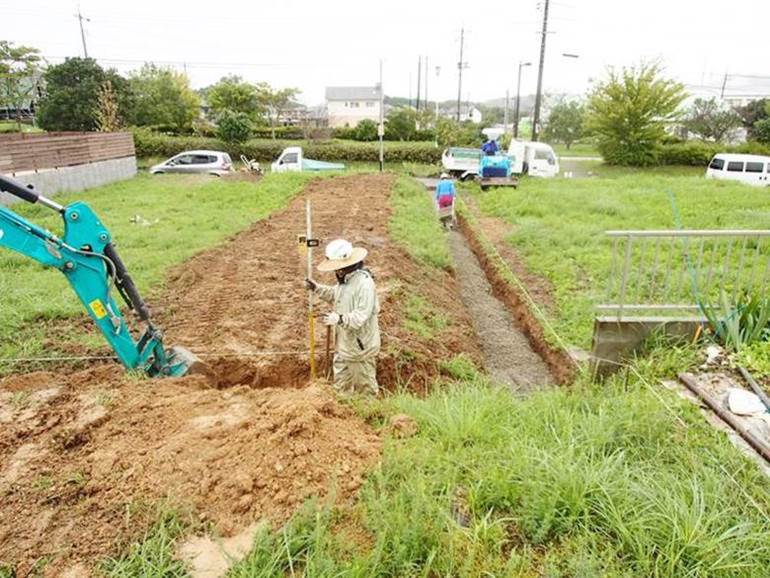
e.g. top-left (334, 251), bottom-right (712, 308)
top-left (720, 72), bottom-right (729, 100)
top-left (456, 27), bottom-right (465, 121)
top-left (424, 55), bottom-right (429, 113)
top-left (378, 60), bottom-right (384, 172)
top-left (75, 8), bottom-right (90, 58)
top-left (532, 0), bottom-right (550, 141)
top-left (416, 56), bottom-right (422, 111)
top-left (504, 89), bottom-right (510, 132)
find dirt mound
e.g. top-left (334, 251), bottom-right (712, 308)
top-left (0, 370), bottom-right (379, 573)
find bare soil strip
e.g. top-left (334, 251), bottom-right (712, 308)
top-left (0, 174), bottom-right (484, 574)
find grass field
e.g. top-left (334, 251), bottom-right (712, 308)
top-left (0, 172), bottom-right (316, 365)
top-left (469, 173), bottom-right (770, 348)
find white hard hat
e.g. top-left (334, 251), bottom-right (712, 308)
top-left (317, 238), bottom-right (368, 272)
top-left (440, 172), bottom-right (450, 179)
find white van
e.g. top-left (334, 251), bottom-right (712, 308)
top-left (507, 141), bottom-right (560, 178)
top-left (706, 154), bottom-right (770, 187)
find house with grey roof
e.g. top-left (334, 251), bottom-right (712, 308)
top-left (325, 86), bottom-right (381, 128)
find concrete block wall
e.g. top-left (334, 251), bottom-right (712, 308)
top-left (1, 157), bottom-right (137, 206)
top-left (591, 315), bottom-right (705, 375)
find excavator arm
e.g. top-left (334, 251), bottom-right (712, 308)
top-left (0, 175), bottom-right (201, 378)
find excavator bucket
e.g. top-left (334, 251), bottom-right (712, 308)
top-left (166, 346), bottom-right (216, 381)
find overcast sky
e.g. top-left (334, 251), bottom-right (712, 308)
top-left (3, 0), bottom-right (768, 105)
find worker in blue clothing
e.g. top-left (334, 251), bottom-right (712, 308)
top-left (481, 138), bottom-right (499, 156)
top-left (435, 173), bottom-right (457, 230)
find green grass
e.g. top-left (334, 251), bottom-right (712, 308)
top-left (101, 510), bottom-right (189, 577)
top-left (221, 342), bottom-right (770, 577)
top-left (0, 120), bottom-right (44, 133)
top-left (389, 175), bottom-right (451, 270)
top-left (0, 172), bottom-right (315, 365)
top-left (403, 294), bottom-right (449, 338)
top-left (552, 142), bottom-right (600, 158)
top-left (470, 173), bottom-right (770, 348)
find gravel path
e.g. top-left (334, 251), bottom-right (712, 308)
top-left (447, 230), bottom-right (553, 391)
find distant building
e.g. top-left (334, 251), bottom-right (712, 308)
top-left (437, 104), bottom-right (483, 124)
top-left (325, 86), bottom-right (382, 128)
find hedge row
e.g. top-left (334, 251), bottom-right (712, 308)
top-left (132, 130), bottom-right (443, 164)
top-left (658, 141), bottom-right (770, 166)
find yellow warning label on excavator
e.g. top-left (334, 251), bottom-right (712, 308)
top-left (89, 299), bottom-right (107, 319)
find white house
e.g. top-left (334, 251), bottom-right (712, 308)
top-left (325, 86), bottom-right (382, 128)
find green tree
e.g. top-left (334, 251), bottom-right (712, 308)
top-left (543, 101), bottom-right (585, 149)
top-left (129, 64), bottom-right (200, 133)
top-left (255, 83), bottom-right (299, 139)
top-left (207, 75), bottom-right (260, 118)
top-left (216, 109), bottom-right (253, 143)
top-left (0, 41), bottom-right (43, 131)
top-left (735, 98), bottom-right (769, 139)
top-left (37, 58), bottom-right (130, 132)
top-left (683, 98), bottom-right (741, 142)
top-left (385, 107), bottom-right (418, 140)
top-left (586, 63), bottom-right (686, 166)
top-left (353, 119), bottom-right (378, 141)
top-left (754, 117), bottom-right (770, 144)
top-left (435, 117), bottom-right (482, 147)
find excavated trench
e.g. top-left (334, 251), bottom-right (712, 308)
top-left (447, 230), bottom-right (553, 391)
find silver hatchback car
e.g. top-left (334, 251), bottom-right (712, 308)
top-left (150, 150), bottom-right (233, 176)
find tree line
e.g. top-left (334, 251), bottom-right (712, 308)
top-left (0, 41), bottom-right (298, 143)
top-left (541, 63), bottom-right (770, 164)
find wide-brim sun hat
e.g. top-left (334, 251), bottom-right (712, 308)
top-left (317, 238), bottom-right (368, 272)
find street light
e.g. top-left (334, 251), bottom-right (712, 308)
top-left (434, 66), bottom-right (441, 148)
top-left (513, 61), bottom-right (531, 139)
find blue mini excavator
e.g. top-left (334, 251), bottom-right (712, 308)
top-left (0, 174), bottom-right (203, 378)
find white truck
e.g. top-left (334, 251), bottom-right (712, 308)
top-left (508, 141), bottom-right (560, 178)
top-left (441, 140), bottom-right (560, 180)
top-left (271, 146), bottom-right (345, 173)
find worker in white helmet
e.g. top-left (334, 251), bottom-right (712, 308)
top-left (305, 239), bottom-right (381, 395)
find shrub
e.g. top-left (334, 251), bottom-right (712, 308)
top-left (131, 130), bottom-right (443, 164)
top-left (658, 140), bottom-right (770, 166)
top-left (216, 110), bottom-right (253, 144)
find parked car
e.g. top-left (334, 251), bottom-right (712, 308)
top-left (706, 154), bottom-right (770, 187)
top-left (150, 150), bottom-right (233, 176)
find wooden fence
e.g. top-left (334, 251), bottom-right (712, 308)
top-left (0, 132), bottom-right (135, 175)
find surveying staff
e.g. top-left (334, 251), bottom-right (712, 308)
top-left (305, 239), bottom-right (381, 395)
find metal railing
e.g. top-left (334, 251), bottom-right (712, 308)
top-left (598, 230), bottom-right (770, 320)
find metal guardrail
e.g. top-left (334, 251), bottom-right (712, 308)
top-left (598, 230), bottom-right (770, 320)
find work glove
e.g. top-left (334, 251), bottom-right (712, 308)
top-left (305, 278), bottom-right (317, 291)
top-left (322, 312), bottom-right (343, 326)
